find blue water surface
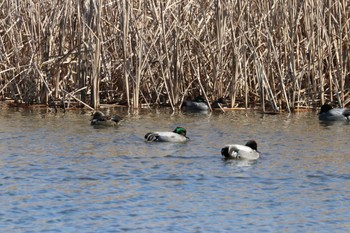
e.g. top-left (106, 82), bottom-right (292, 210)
top-left (1, 107), bottom-right (350, 232)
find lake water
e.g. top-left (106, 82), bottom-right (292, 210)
top-left (1, 106), bottom-right (350, 232)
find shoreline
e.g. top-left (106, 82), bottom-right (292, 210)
top-left (0, 99), bottom-right (317, 114)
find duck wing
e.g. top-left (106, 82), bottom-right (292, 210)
top-left (191, 102), bottom-right (208, 111)
top-left (221, 145), bottom-right (239, 159)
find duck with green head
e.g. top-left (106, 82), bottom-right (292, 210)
top-left (145, 127), bottom-right (190, 142)
top-left (91, 111), bottom-right (123, 126)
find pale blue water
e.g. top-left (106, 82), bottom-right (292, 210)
top-left (1, 107), bottom-right (350, 232)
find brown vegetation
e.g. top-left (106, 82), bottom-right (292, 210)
top-left (0, 0), bottom-right (349, 112)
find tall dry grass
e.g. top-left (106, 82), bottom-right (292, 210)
top-left (0, 0), bottom-right (349, 111)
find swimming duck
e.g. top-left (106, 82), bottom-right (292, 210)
top-left (91, 111), bottom-right (123, 126)
top-left (221, 140), bottom-right (260, 160)
top-left (211, 97), bottom-right (228, 109)
top-left (318, 104), bottom-right (350, 121)
top-left (145, 127), bottom-right (190, 142)
top-left (182, 96), bottom-right (209, 112)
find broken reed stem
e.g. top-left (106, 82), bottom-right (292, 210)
top-left (0, 0), bottom-right (349, 111)
top-left (62, 90), bottom-right (94, 111)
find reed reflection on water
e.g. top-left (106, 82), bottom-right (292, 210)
top-left (1, 108), bottom-right (350, 232)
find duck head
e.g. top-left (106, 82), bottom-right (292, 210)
top-left (319, 104), bottom-right (333, 114)
top-left (217, 97), bottom-right (227, 104)
top-left (245, 140), bottom-right (258, 151)
top-left (92, 111), bottom-right (105, 120)
top-left (173, 127), bottom-right (187, 136)
top-left (212, 97), bottom-right (228, 108)
top-left (194, 95), bottom-right (206, 103)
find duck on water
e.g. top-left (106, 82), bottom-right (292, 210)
top-left (182, 96), bottom-right (209, 112)
top-left (145, 127), bottom-right (190, 142)
top-left (221, 140), bottom-right (260, 160)
top-left (91, 111), bottom-right (123, 126)
top-left (318, 104), bottom-right (350, 122)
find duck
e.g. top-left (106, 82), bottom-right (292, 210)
top-left (91, 111), bottom-right (123, 126)
top-left (145, 127), bottom-right (190, 142)
top-left (212, 97), bottom-right (229, 112)
top-left (221, 140), bottom-right (260, 160)
top-left (318, 104), bottom-right (350, 121)
top-left (211, 97), bottom-right (228, 109)
top-left (182, 96), bottom-right (209, 112)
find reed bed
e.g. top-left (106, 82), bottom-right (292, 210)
top-left (0, 0), bottom-right (349, 112)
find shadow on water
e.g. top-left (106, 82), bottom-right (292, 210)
top-left (319, 119), bottom-right (350, 128)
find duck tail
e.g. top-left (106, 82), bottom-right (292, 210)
top-left (145, 133), bottom-right (159, 142)
top-left (221, 147), bottom-right (230, 159)
top-left (343, 108), bottom-right (350, 119)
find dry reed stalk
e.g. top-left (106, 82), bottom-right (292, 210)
top-left (90, 0), bottom-right (102, 109)
top-left (133, 26), bottom-right (141, 109)
top-left (121, 0), bottom-right (130, 107)
top-left (214, 0), bottom-right (224, 98)
top-left (265, 21), bottom-right (291, 112)
top-left (158, 1), bottom-right (178, 112)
